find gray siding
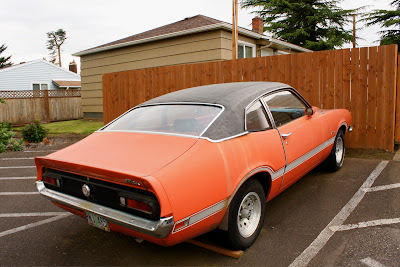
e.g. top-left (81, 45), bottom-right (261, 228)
top-left (0, 60), bottom-right (80, 91)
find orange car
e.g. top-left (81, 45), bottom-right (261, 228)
top-left (35, 82), bottom-right (351, 250)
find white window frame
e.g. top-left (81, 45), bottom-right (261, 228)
top-left (31, 82), bottom-right (49, 90)
top-left (238, 41), bottom-right (256, 59)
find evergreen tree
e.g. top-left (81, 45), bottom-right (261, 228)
top-left (0, 44), bottom-right (12, 69)
top-left (364, 0), bottom-right (400, 51)
top-left (240, 0), bottom-right (357, 50)
top-left (46, 29), bottom-right (67, 67)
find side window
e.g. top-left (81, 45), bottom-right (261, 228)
top-left (263, 91), bottom-right (307, 127)
top-left (32, 84), bottom-right (40, 90)
top-left (238, 44), bottom-right (255, 59)
top-left (246, 100), bottom-right (271, 132)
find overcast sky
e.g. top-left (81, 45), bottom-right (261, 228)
top-left (1, 0), bottom-right (393, 72)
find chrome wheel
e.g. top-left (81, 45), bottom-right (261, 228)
top-left (335, 136), bottom-right (344, 164)
top-left (237, 192), bottom-right (262, 238)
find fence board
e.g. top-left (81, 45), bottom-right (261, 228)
top-left (376, 46), bottom-right (386, 150)
top-left (396, 54), bottom-right (400, 142)
top-left (358, 47), bottom-right (369, 148)
top-left (367, 47), bottom-right (378, 149)
top-left (385, 45), bottom-right (397, 150)
top-left (342, 49), bottom-right (351, 112)
top-left (311, 52), bottom-right (321, 107)
top-left (334, 49), bottom-right (343, 109)
top-left (102, 45), bottom-right (399, 151)
top-left (304, 53), bottom-right (313, 103)
top-left (349, 48), bottom-right (360, 147)
top-left (325, 51), bottom-right (335, 109)
top-left (263, 56), bottom-right (272, 82)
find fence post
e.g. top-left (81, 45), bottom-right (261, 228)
top-left (396, 54), bottom-right (400, 143)
top-left (44, 90), bottom-right (50, 123)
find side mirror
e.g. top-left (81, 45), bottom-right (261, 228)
top-left (306, 108), bottom-right (314, 116)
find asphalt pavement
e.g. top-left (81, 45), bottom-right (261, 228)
top-left (0, 143), bottom-right (399, 266)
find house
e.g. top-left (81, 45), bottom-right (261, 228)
top-left (73, 15), bottom-right (311, 120)
top-left (0, 59), bottom-right (81, 92)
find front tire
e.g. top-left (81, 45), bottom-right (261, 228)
top-left (326, 129), bottom-right (345, 172)
top-left (226, 180), bottom-right (265, 250)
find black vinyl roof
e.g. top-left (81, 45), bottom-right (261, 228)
top-left (140, 82), bottom-right (291, 140)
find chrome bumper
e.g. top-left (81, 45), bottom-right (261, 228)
top-left (36, 181), bottom-right (174, 238)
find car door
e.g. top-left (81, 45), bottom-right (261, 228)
top-left (244, 99), bottom-right (286, 193)
top-left (262, 90), bottom-right (323, 190)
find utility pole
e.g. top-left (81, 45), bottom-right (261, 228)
top-left (232, 0), bottom-right (238, 60)
top-left (352, 14), bottom-right (356, 48)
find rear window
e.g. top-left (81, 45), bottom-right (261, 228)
top-left (102, 104), bottom-right (222, 136)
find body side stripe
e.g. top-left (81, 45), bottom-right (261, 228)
top-left (171, 135), bottom-right (337, 234)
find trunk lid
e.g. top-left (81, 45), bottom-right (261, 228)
top-left (36, 132), bottom-right (198, 181)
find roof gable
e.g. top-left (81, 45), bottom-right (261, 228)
top-left (0, 59), bottom-right (80, 79)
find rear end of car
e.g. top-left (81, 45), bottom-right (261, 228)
top-left (35, 155), bottom-right (175, 245)
top-left (35, 103), bottom-right (225, 246)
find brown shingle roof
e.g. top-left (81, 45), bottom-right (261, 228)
top-left (74, 14), bottom-right (311, 56)
top-left (95, 15), bottom-right (222, 50)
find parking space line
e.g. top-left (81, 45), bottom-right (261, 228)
top-left (0, 176), bottom-right (36, 180)
top-left (0, 157), bottom-right (34, 160)
top-left (289, 161), bottom-right (389, 267)
top-left (0, 166), bottom-right (36, 169)
top-left (0, 192), bottom-right (39, 196)
top-left (360, 257), bottom-right (388, 267)
top-left (331, 218), bottom-right (400, 232)
top-left (0, 212), bottom-right (71, 217)
top-left (0, 214), bottom-right (71, 238)
top-left (367, 183), bottom-right (400, 192)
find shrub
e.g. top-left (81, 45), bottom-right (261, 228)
top-left (0, 121), bottom-right (23, 153)
top-left (22, 120), bottom-right (49, 143)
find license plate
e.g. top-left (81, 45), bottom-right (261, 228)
top-left (85, 212), bottom-right (110, 232)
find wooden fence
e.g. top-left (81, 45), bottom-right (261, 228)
top-left (103, 45), bottom-right (399, 151)
top-left (0, 89), bottom-right (82, 124)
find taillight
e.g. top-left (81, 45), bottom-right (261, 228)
top-left (43, 176), bottom-right (61, 187)
top-left (120, 195), bottom-right (155, 215)
top-left (127, 198), bottom-right (153, 214)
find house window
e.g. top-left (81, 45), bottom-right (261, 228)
top-left (32, 83), bottom-right (48, 90)
top-left (238, 43), bottom-right (255, 59)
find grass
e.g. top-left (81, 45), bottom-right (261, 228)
top-left (14, 119), bottom-right (104, 136)
top-left (44, 119), bottom-right (103, 135)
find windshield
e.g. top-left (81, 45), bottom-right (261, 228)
top-left (102, 104), bottom-right (223, 137)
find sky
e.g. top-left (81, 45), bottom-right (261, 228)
top-left (1, 0), bottom-right (393, 73)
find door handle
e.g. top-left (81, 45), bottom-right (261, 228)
top-left (281, 132), bottom-right (292, 139)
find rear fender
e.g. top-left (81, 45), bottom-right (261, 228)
top-left (218, 168), bottom-right (274, 231)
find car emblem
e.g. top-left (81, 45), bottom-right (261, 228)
top-left (125, 179), bottom-right (141, 186)
top-left (82, 184), bottom-right (91, 197)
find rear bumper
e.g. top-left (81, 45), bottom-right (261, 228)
top-left (36, 181), bottom-right (174, 238)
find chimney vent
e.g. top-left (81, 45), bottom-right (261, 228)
top-left (69, 60), bottom-right (77, 73)
top-left (252, 16), bottom-right (264, 34)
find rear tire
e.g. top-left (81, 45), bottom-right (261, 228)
top-left (226, 180), bottom-right (265, 250)
top-left (326, 129), bottom-right (345, 172)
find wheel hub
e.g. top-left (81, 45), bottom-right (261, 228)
top-left (335, 136), bottom-right (344, 164)
top-left (237, 192), bottom-right (262, 238)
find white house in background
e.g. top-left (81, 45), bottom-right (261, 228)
top-left (0, 59), bottom-right (81, 91)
